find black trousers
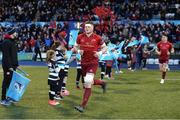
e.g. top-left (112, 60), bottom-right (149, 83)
top-left (62, 66), bottom-right (69, 90)
top-left (49, 84), bottom-right (59, 100)
top-left (76, 68), bottom-right (84, 86)
top-left (106, 66), bottom-right (112, 78)
top-left (34, 48), bottom-right (43, 61)
top-left (1, 65), bottom-right (14, 100)
top-left (142, 59), bottom-right (147, 68)
top-left (58, 69), bottom-right (65, 94)
top-left (99, 61), bottom-right (106, 80)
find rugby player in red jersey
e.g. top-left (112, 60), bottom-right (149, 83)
top-left (156, 35), bottom-right (174, 84)
top-left (73, 21), bottom-right (107, 112)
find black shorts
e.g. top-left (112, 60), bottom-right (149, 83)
top-left (126, 54), bottom-right (131, 61)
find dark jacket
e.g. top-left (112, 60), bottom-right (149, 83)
top-left (1, 36), bottom-right (18, 69)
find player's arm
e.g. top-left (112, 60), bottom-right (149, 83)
top-left (167, 44), bottom-right (174, 55)
top-left (94, 43), bottom-right (107, 58)
top-left (170, 45), bottom-right (174, 54)
top-left (100, 42), bottom-right (108, 54)
top-left (155, 48), bottom-right (160, 55)
top-left (155, 43), bottom-right (161, 55)
top-left (72, 42), bottom-right (84, 55)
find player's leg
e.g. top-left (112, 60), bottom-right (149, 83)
top-left (159, 61), bottom-right (167, 84)
top-left (159, 63), bottom-right (164, 84)
top-left (106, 66), bottom-right (110, 79)
top-left (61, 65), bottom-right (69, 96)
top-left (76, 68), bottom-right (81, 89)
top-left (162, 63), bottom-right (167, 82)
top-left (166, 62), bottom-right (170, 71)
top-left (117, 58), bottom-right (123, 73)
top-left (1, 67), bottom-right (13, 106)
top-left (48, 84), bottom-right (60, 106)
top-left (75, 73), bottom-right (94, 112)
top-left (80, 69), bottom-right (85, 88)
top-left (54, 69), bottom-right (64, 100)
top-left (131, 61), bottom-right (136, 71)
top-left (142, 58), bottom-right (147, 70)
top-left (127, 54), bottom-right (132, 70)
top-left (93, 62), bottom-right (107, 94)
top-left (100, 61), bottom-right (105, 80)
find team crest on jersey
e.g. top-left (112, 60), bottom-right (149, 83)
top-left (81, 39), bottom-right (85, 42)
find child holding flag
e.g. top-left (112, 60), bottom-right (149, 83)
top-left (51, 41), bottom-right (67, 100)
top-left (46, 50), bottom-right (60, 106)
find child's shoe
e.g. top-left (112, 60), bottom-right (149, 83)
top-left (54, 95), bottom-right (63, 100)
top-left (48, 100), bottom-right (60, 106)
top-left (61, 90), bottom-right (70, 96)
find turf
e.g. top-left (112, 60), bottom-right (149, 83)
top-left (0, 66), bottom-right (180, 119)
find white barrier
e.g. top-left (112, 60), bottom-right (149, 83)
top-left (147, 58), bottom-right (179, 65)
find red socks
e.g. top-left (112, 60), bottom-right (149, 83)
top-left (81, 88), bottom-right (91, 107)
top-left (80, 79), bottom-right (105, 107)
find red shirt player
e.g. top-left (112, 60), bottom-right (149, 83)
top-left (156, 35), bottom-right (174, 84)
top-left (73, 21), bottom-right (107, 113)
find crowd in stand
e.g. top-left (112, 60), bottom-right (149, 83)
top-left (0, 0), bottom-right (179, 22)
top-left (0, 0), bottom-right (179, 53)
top-left (0, 21), bottom-right (179, 53)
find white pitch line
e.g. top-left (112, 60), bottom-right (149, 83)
top-left (155, 78), bottom-right (180, 80)
top-left (166, 79), bottom-right (180, 80)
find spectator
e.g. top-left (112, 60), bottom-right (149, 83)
top-left (44, 34), bottom-right (52, 51)
top-left (0, 28), bottom-right (19, 106)
top-left (33, 36), bottom-right (43, 61)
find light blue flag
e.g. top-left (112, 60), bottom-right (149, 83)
top-left (140, 35), bottom-right (149, 45)
top-left (68, 30), bottom-right (79, 46)
top-left (116, 41), bottom-right (125, 51)
top-left (6, 71), bottom-right (30, 101)
top-left (115, 50), bottom-right (127, 59)
top-left (109, 51), bottom-right (120, 73)
top-left (115, 41), bottom-right (125, 55)
top-left (76, 53), bottom-right (81, 61)
top-left (126, 40), bottom-right (139, 48)
top-left (100, 52), bottom-right (114, 61)
top-left (107, 43), bottom-right (116, 51)
top-left (66, 50), bottom-right (73, 62)
top-left (119, 54), bottom-right (127, 59)
top-left (99, 43), bottom-right (116, 60)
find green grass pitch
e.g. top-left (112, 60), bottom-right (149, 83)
top-left (0, 66), bottom-right (180, 119)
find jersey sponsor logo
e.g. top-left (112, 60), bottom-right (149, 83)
top-left (86, 42), bottom-right (90, 45)
top-left (91, 39), bottom-right (97, 45)
top-left (91, 39), bottom-right (96, 42)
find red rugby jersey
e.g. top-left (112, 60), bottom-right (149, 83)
top-left (77, 33), bottom-right (104, 64)
top-left (157, 41), bottom-right (173, 60)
